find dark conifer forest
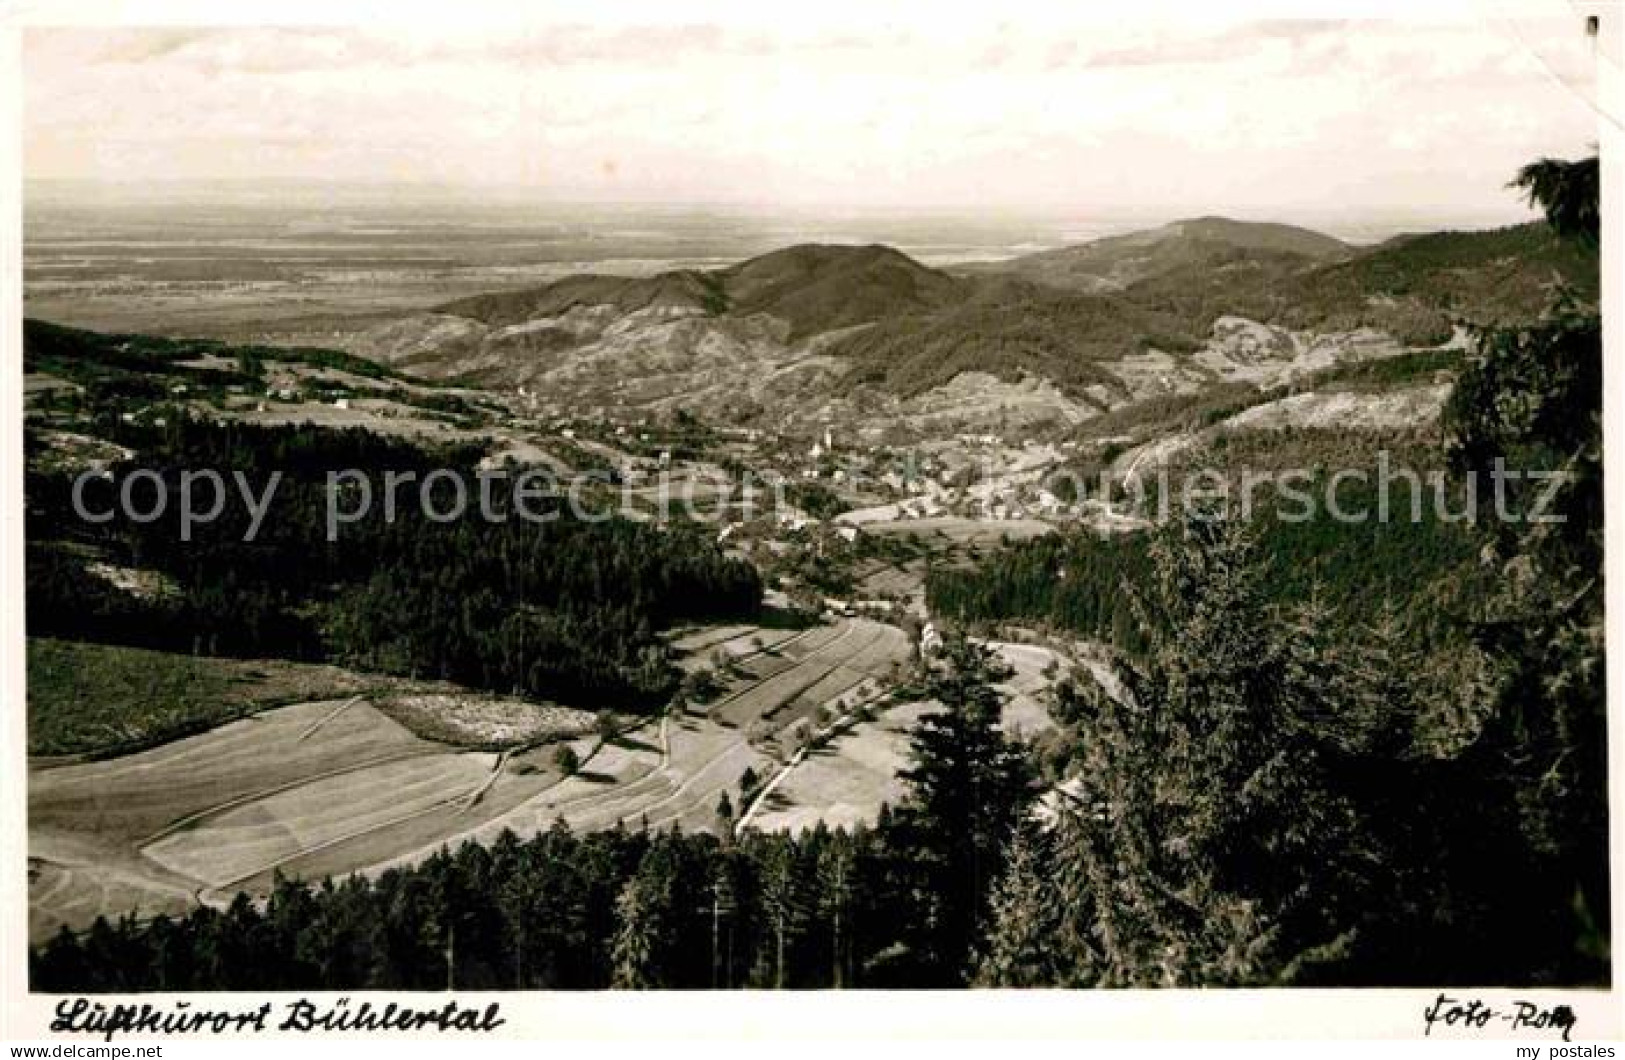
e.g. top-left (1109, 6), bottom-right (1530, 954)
top-left (26, 416), bottom-right (763, 710)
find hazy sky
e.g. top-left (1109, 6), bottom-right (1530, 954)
top-left (22, 7), bottom-right (1604, 219)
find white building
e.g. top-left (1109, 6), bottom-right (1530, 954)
top-left (920, 621), bottom-right (943, 658)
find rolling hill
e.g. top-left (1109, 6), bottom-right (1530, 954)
top-left (1063, 218), bottom-right (1597, 347)
top-left (965, 216), bottom-right (1352, 293)
top-left (715, 243), bottom-right (963, 340)
top-left (439, 270), bottom-right (718, 325)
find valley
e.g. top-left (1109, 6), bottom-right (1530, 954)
top-left (23, 206), bottom-right (1598, 955)
top-left (15, 7), bottom-right (1611, 999)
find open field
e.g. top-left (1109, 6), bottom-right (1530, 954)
top-left (371, 618), bottom-right (915, 861)
top-left (30, 697), bottom-right (434, 940)
top-left (357, 715), bottom-right (755, 871)
top-left (669, 624), bottom-right (761, 653)
top-left (987, 641), bottom-right (1065, 739)
top-left (28, 839), bottom-right (199, 946)
top-left (708, 620), bottom-right (907, 730)
top-left (30, 698), bottom-right (435, 842)
top-left (749, 700), bottom-right (934, 833)
top-left (227, 400), bottom-right (480, 439)
top-left (856, 560), bottom-right (928, 599)
top-left (28, 639), bottom-right (593, 759)
top-left (24, 197), bottom-right (1066, 351)
top-left (668, 623), bottom-right (806, 671)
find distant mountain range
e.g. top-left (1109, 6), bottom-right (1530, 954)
top-left (347, 216), bottom-right (1596, 432)
top-left (437, 243), bottom-right (962, 340)
top-left (961, 215), bottom-right (1353, 292)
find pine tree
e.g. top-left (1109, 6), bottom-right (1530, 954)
top-left (890, 634), bottom-right (1034, 984)
top-left (754, 837), bottom-right (805, 988)
top-left (1440, 154), bottom-right (1607, 982)
top-left (973, 823), bottom-right (1064, 986)
top-left (709, 859), bottom-right (739, 988)
top-left (609, 874), bottom-right (664, 989)
top-left (816, 836), bottom-right (856, 988)
top-left (1054, 515), bottom-right (1379, 986)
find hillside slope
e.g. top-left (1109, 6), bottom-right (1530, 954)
top-left (1284, 222), bottom-right (1598, 336)
top-left (828, 277), bottom-right (1179, 402)
top-left (352, 244), bottom-right (967, 387)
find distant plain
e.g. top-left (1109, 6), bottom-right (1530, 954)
top-left (23, 190), bottom-right (1503, 349)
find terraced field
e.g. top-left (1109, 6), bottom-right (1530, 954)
top-left (670, 624), bottom-right (805, 671)
top-left (557, 719), bottom-right (760, 834)
top-left (371, 619), bottom-right (913, 864)
top-left (28, 618), bottom-right (917, 943)
top-left (143, 752), bottom-right (501, 889)
top-left (28, 698), bottom-right (561, 942)
top-left (710, 620), bottom-right (906, 729)
top-left (670, 624), bottom-right (762, 654)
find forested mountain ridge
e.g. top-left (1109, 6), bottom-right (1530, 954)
top-left (826, 275), bottom-right (1179, 401)
top-left (716, 243), bottom-right (964, 340)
